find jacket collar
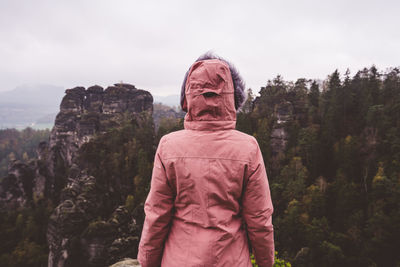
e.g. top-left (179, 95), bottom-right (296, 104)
top-left (184, 119), bottom-right (236, 131)
top-left (182, 59), bottom-right (237, 131)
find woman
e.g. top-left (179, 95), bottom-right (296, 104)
top-left (138, 52), bottom-right (274, 267)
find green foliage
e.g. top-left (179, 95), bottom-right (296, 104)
top-left (82, 220), bottom-right (115, 238)
top-left (77, 111), bottom-right (155, 215)
top-left (251, 251), bottom-right (291, 267)
top-left (125, 195), bottom-right (135, 212)
top-left (250, 67), bottom-right (400, 266)
top-left (254, 118), bottom-right (272, 164)
top-left (1, 66), bottom-right (400, 266)
top-left (0, 127), bottom-right (50, 178)
top-left (10, 239), bottom-right (48, 267)
top-left (156, 117), bottom-right (183, 143)
top-left (0, 202), bottom-right (52, 267)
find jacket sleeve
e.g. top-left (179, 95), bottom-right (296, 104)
top-left (242, 138), bottom-right (274, 267)
top-left (138, 137), bottom-right (174, 267)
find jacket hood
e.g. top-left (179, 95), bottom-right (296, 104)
top-left (182, 59), bottom-right (236, 131)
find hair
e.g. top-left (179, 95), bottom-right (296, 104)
top-left (180, 51), bottom-right (247, 112)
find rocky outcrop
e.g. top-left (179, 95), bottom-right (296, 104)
top-left (0, 160), bottom-right (34, 209)
top-left (45, 83), bottom-right (153, 267)
top-left (109, 258), bottom-right (141, 267)
top-left (46, 170), bottom-right (143, 266)
top-left (253, 84), bottom-right (307, 163)
top-left (0, 82), bottom-right (154, 267)
top-left (49, 83), bottom-right (153, 171)
top-left (47, 172), bottom-right (144, 267)
top-left (47, 174), bottom-right (100, 267)
top-left (0, 83), bottom-right (153, 210)
top-left (0, 132), bottom-right (51, 209)
top-left (270, 100), bottom-right (293, 157)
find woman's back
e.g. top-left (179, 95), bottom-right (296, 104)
top-left (138, 55), bottom-right (274, 267)
top-left (158, 128), bottom-right (259, 266)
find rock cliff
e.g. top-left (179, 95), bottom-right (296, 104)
top-left (270, 100), bottom-right (293, 158)
top-left (253, 87), bottom-right (307, 164)
top-left (0, 83), bottom-right (153, 208)
top-left (0, 83), bottom-right (154, 267)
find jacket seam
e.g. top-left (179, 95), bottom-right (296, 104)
top-left (185, 119), bottom-right (235, 122)
top-left (163, 156), bottom-right (251, 163)
top-left (185, 92), bottom-right (234, 95)
top-left (249, 137), bottom-right (260, 173)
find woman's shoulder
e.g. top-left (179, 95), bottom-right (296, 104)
top-left (159, 129), bottom-right (186, 143)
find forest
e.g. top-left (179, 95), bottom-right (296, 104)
top-left (0, 66), bottom-right (399, 267)
top-left (235, 66), bottom-right (400, 266)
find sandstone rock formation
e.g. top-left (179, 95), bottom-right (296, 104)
top-left (49, 83), bottom-right (153, 175)
top-left (109, 258), bottom-right (141, 267)
top-left (46, 83), bottom-right (152, 267)
top-left (0, 83), bottom-right (154, 267)
top-left (270, 100), bottom-right (293, 158)
top-left (253, 88), bottom-right (307, 168)
top-left (0, 83), bottom-right (153, 209)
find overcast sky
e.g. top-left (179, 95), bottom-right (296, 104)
top-left (0, 0), bottom-right (399, 96)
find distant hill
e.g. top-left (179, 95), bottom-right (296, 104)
top-left (0, 84), bottom-right (65, 105)
top-left (0, 84), bottom-right (65, 129)
top-left (153, 94), bottom-right (180, 108)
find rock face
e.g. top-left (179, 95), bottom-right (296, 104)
top-left (270, 100), bottom-right (293, 158)
top-left (0, 160), bottom-right (35, 209)
top-left (46, 83), bottom-right (152, 267)
top-left (1, 83), bottom-right (152, 206)
top-left (253, 89), bottom-right (306, 166)
top-left (46, 173), bottom-right (143, 267)
top-left (109, 258), bottom-right (141, 267)
top-left (47, 174), bottom-right (100, 267)
top-left (0, 83), bottom-right (153, 267)
top-left (49, 83), bottom-right (153, 173)
top-left (0, 138), bottom-right (51, 209)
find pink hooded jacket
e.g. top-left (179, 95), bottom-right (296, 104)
top-left (137, 59), bottom-right (274, 267)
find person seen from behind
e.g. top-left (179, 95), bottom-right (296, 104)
top-left (138, 52), bottom-right (274, 267)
